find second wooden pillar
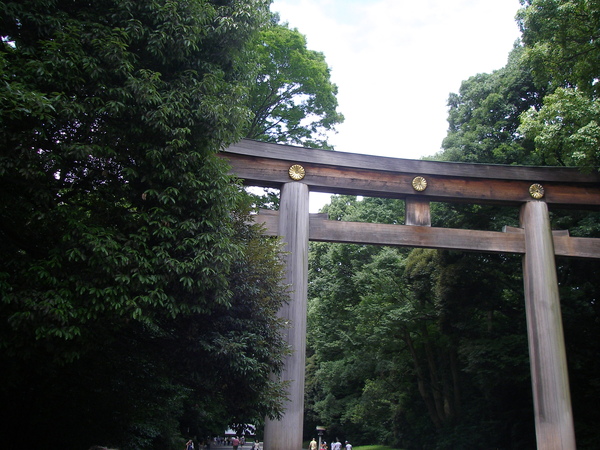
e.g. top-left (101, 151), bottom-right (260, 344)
top-left (520, 201), bottom-right (575, 449)
top-left (263, 182), bottom-right (309, 450)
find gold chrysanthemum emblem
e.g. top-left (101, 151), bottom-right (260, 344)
top-left (529, 183), bottom-right (545, 199)
top-left (412, 176), bottom-right (427, 192)
top-left (288, 164), bottom-right (306, 181)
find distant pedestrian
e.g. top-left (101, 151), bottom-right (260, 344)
top-left (232, 436), bottom-right (240, 450)
top-left (345, 441), bottom-right (352, 450)
top-left (331, 438), bottom-right (341, 450)
top-left (310, 438), bottom-right (318, 450)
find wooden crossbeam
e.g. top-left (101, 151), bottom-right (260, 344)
top-left (224, 139), bottom-right (600, 209)
top-left (251, 210), bottom-right (600, 258)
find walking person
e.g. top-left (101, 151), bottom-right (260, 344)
top-left (344, 441), bottom-right (352, 450)
top-left (232, 436), bottom-right (240, 450)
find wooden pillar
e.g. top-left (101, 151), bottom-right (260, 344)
top-left (405, 197), bottom-right (431, 226)
top-left (263, 182), bottom-right (309, 450)
top-left (520, 201), bottom-right (576, 450)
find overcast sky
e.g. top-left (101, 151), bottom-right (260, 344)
top-left (269, 0), bottom-right (523, 210)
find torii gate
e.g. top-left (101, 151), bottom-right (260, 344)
top-left (221, 139), bottom-right (600, 450)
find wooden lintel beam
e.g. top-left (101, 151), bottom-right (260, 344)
top-left (251, 212), bottom-right (600, 258)
top-left (223, 153), bottom-right (600, 208)
top-left (222, 139), bottom-right (600, 209)
top-left (224, 139), bottom-right (599, 183)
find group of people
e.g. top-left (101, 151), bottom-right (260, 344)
top-left (185, 438), bottom-right (214, 450)
top-left (228, 436), bottom-right (260, 449)
top-left (309, 437), bottom-right (352, 450)
top-left (184, 436), bottom-right (260, 450)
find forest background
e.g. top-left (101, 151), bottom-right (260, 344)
top-left (1, 1), bottom-right (600, 450)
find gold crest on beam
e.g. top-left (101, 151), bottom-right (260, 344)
top-left (412, 176), bottom-right (427, 192)
top-left (529, 183), bottom-right (545, 199)
top-left (288, 164), bottom-right (306, 181)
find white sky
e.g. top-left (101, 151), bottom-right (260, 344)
top-left (269, 0), bottom-right (523, 211)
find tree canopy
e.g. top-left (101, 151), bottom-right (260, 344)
top-left (0, 1), bottom-right (291, 449)
top-left (304, 196), bottom-right (535, 449)
top-left (441, 46), bottom-right (542, 165)
top-left (517, 0), bottom-right (600, 171)
top-left (244, 20), bottom-right (344, 149)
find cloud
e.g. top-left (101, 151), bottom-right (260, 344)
top-left (270, 0), bottom-right (522, 210)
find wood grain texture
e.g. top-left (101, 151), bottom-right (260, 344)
top-left (221, 141), bottom-right (600, 208)
top-left (405, 197), bottom-right (431, 226)
top-left (263, 183), bottom-right (309, 450)
top-left (309, 219), bottom-right (526, 254)
top-left (520, 201), bottom-right (576, 449)
top-left (250, 212), bottom-right (600, 258)
top-left (223, 139), bottom-right (600, 182)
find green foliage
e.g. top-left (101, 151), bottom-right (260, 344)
top-left (517, 0), bottom-right (600, 96)
top-left (514, 25), bottom-right (600, 449)
top-left (439, 23), bottom-right (600, 445)
top-left (1, 0), bottom-right (261, 340)
top-left (242, 18), bottom-right (344, 210)
top-left (245, 20), bottom-right (344, 149)
top-left (517, 0), bottom-right (600, 172)
top-left (0, 1), bottom-right (290, 448)
top-left (519, 87), bottom-right (600, 169)
top-left (440, 46), bottom-right (542, 165)
top-left (305, 197), bottom-right (402, 444)
top-left (306, 200), bottom-right (540, 449)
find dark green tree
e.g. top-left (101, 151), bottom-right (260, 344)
top-left (244, 20), bottom-right (344, 149)
top-left (517, 0), bottom-right (600, 96)
top-left (440, 46), bottom-right (542, 166)
top-left (305, 197), bottom-right (420, 446)
top-left (305, 195), bottom-right (535, 449)
top-left (516, 0), bottom-right (600, 171)
top-left (0, 1), bottom-right (289, 448)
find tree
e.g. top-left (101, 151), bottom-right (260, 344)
top-left (0, 1), bottom-right (289, 448)
top-left (243, 19), bottom-right (344, 211)
top-left (517, 0), bottom-right (600, 96)
top-left (245, 20), bottom-right (344, 149)
top-left (440, 46), bottom-right (542, 165)
top-left (305, 195), bottom-right (538, 449)
top-left (519, 87), bottom-right (600, 169)
top-left (516, 0), bottom-right (600, 171)
top-left (306, 197), bottom-right (395, 445)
